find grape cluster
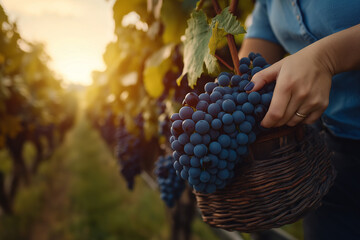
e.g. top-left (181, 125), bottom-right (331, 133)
top-left (115, 115), bottom-right (144, 190)
top-left (155, 155), bottom-right (185, 208)
top-left (170, 53), bottom-right (274, 194)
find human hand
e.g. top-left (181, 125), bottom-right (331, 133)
top-left (246, 46), bottom-right (333, 128)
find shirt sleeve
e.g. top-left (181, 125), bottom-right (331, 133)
top-left (245, 1), bottom-right (280, 44)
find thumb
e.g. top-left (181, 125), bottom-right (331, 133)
top-left (245, 60), bottom-right (282, 92)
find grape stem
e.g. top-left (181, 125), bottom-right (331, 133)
top-left (195, 0), bottom-right (205, 11)
top-left (212, 0), bottom-right (240, 75)
top-left (215, 54), bottom-right (234, 71)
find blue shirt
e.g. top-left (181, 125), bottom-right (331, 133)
top-left (246, 0), bottom-right (360, 139)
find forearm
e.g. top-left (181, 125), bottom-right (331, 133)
top-left (239, 38), bottom-right (286, 64)
top-left (310, 24), bottom-right (360, 75)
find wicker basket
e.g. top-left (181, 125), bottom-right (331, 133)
top-left (195, 125), bottom-right (336, 232)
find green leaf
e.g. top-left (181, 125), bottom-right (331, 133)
top-left (143, 44), bottom-right (175, 98)
top-left (208, 7), bottom-right (246, 55)
top-left (211, 7), bottom-right (246, 35)
top-left (178, 10), bottom-right (219, 88)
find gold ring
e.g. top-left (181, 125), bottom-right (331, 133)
top-left (295, 112), bottom-right (308, 118)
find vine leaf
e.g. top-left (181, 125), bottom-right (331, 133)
top-left (143, 44), bottom-right (175, 98)
top-left (179, 8), bottom-right (246, 87)
top-left (211, 7), bottom-right (246, 35)
top-left (209, 7), bottom-right (246, 56)
top-left (178, 10), bottom-right (219, 88)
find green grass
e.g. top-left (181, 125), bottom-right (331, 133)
top-left (0, 112), bottom-right (220, 240)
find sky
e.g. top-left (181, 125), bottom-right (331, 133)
top-left (0, 0), bottom-right (116, 85)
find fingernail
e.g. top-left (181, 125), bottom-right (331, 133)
top-left (244, 82), bottom-right (254, 91)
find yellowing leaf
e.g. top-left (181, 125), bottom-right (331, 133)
top-left (178, 10), bottom-right (220, 88)
top-left (143, 44), bottom-right (174, 98)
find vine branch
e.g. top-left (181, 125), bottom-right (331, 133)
top-left (212, 0), bottom-right (240, 75)
top-left (215, 54), bottom-right (234, 71)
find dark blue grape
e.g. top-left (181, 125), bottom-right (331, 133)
top-left (209, 141), bottom-right (221, 154)
top-left (222, 99), bottom-right (236, 113)
top-left (196, 100), bottom-right (209, 112)
top-left (239, 121), bottom-right (252, 133)
top-left (218, 75), bottom-right (230, 86)
top-left (207, 103), bottom-right (221, 117)
top-left (190, 156), bottom-right (200, 167)
top-left (236, 133), bottom-right (248, 145)
top-left (253, 56), bottom-right (267, 68)
top-left (239, 64), bottom-right (250, 74)
top-left (184, 143), bottom-right (194, 155)
top-left (233, 110), bottom-right (245, 124)
top-left (230, 75), bottom-right (242, 86)
top-left (199, 93), bottom-right (210, 103)
top-left (170, 113), bottom-right (181, 122)
top-left (182, 119), bottom-right (195, 133)
top-left (236, 92), bottom-right (248, 104)
top-left (184, 92), bottom-right (199, 107)
top-left (248, 92), bottom-right (261, 105)
top-left (222, 113), bottom-right (233, 125)
top-left (210, 91), bottom-right (222, 102)
top-left (242, 102), bottom-right (254, 114)
top-left (195, 120), bottom-right (210, 134)
top-left (218, 134), bottom-right (231, 148)
top-left (192, 110), bottom-right (205, 122)
top-left (190, 133), bottom-right (202, 145)
top-left (205, 82), bottom-right (218, 94)
top-left (251, 66), bottom-right (262, 76)
top-left (240, 57), bottom-right (251, 66)
top-left (194, 144), bottom-right (207, 158)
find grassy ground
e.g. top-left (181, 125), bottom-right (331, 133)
top-left (0, 113), bottom-right (221, 240)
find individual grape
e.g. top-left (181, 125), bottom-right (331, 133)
top-left (190, 133), bottom-right (202, 145)
top-left (209, 142), bottom-right (221, 154)
top-left (195, 120), bottom-right (210, 134)
top-left (182, 119), bottom-right (195, 133)
top-left (248, 52), bottom-right (256, 60)
top-left (179, 155), bottom-right (190, 166)
top-left (239, 64), bottom-right (250, 74)
top-left (194, 144), bottom-right (207, 158)
top-left (218, 134), bottom-right (231, 148)
top-left (248, 92), bottom-right (261, 105)
top-left (222, 99), bottom-right (236, 113)
top-left (204, 114), bottom-right (213, 123)
top-left (207, 103), bottom-right (221, 117)
top-left (199, 93), bottom-right (211, 103)
top-left (233, 110), bottom-right (245, 124)
top-left (200, 171), bottom-right (211, 183)
top-left (236, 92), bottom-right (248, 104)
top-left (170, 113), bottom-right (181, 122)
top-left (222, 113), bottom-right (233, 125)
top-left (196, 100), bottom-right (209, 112)
top-left (261, 92), bottom-right (273, 107)
top-left (239, 121), bottom-right (252, 133)
top-left (190, 156), bottom-right (201, 167)
top-left (223, 94), bottom-right (235, 101)
top-left (205, 82), bottom-right (218, 94)
top-left (230, 75), bottom-right (242, 86)
top-left (218, 75), bottom-right (230, 86)
top-left (202, 134), bottom-right (211, 145)
top-left (240, 57), bottom-right (251, 66)
top-left (213, 86), bottom-right (226, 95)
top-left (178, 133), bottom-right (189, 145)
top-left (184, 92), bottom-right (199, 107)
top-left (211, 119), bottom-right (222, 130)
top-left (236, 132), bottom-right (248, 145)
top-left (210, 91), bottom-right (222, 102)
top-left (184, 143), bottom-right (194, 155)
top-left (242, 102), bottom-right (254, 114)
top-left (253, 56), bottom-right (267, 68)
top-left (192, 110), bottom-right (205, 122)
top-left (251, 66), bottom-right (263, 76)
top-left (171, 140), bottom-right (183, 152)
top-left (179, 106), bottom-right (194, 120)
top-left (218, 169), bottom-right (230, 180)
top-left (189, 167), bottom-right (201, 178)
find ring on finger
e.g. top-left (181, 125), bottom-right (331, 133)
top-left (295, 111), bottom-right (308, 118)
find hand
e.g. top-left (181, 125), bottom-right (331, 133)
top-left (248, 46), bottom-right (333, 128)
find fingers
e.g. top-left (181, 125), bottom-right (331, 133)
top-left (247, 60), bottom-right (283, 92)
top-left (260, 79), bottom-right (291, 128)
